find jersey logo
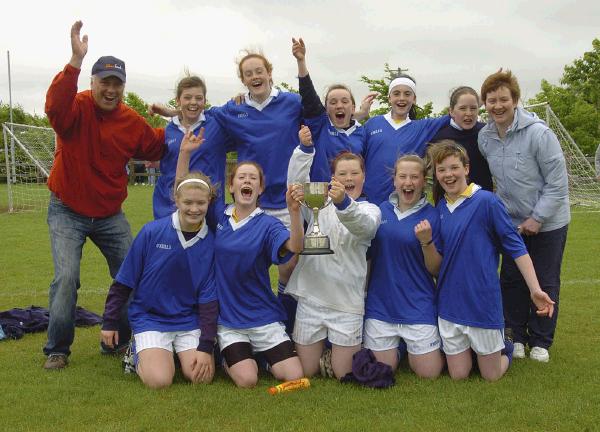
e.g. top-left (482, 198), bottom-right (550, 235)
top-left (380, 219), bottom-right (388, 224)
top-left (370, 128), bottom-right (383, 136)
top-left (237, 113), bottom-right (248, 119)
top-left (156, 243), bottom-right (172, 250)
top-left (167, 138), bottom-right (177, 146)
top-left (216, 223), bottom-right (224, 231)
top-left (328, 129), bottom-right (339, 137)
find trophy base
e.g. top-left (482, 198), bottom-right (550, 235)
top-left (300, 247), bottom-right (334, 255)
top-left (301, 234), bottom-right (334, 255)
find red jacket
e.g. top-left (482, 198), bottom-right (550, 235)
top-left (45, 64), bottom-right (165, 218)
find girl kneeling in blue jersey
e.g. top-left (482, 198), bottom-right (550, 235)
top-left (429, 141), bottom-right (554, 381)
top-left (177, 130), bottom-right (305, 389)
top-left (364, 154), bottom-right (445, 378)
top-left (286, 130), bottom-right (381, 379)
top-left (101, 172), bottom-right (218, 389)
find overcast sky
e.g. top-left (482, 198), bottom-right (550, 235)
top-left (1, 0), bottom-right (599, 117)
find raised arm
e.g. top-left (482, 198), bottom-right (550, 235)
top-left (69, 20), bottom-right (88, 69)
top-left (175, 128), bottom-right (205, 182)
top-left (287, 126), bottom-right (315, 185)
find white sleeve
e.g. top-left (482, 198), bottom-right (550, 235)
top-left (336, 201), bottom-right (381, 242)
top-left (287, 146), bottom-right (314, 185)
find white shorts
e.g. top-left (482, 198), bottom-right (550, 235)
top-left (134, 329), bottom-right (200, 354)
top-left (293, 297), bottom-right (363, 347)
top-left (363, 318), bottom-right (441, 355)
top-left (438, 317), bottom-right (504, 356)
top-left (264, 207), bottom-right (291, 229)
top-left (217, 322), bottom-right (290, 353)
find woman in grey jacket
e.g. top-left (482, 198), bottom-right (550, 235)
top-left (478, 69), bottom-right (570, 363)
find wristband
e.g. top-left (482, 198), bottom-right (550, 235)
top-left (420, 239), bottom-right (434, 247)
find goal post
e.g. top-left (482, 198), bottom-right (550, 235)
top-left (524, 102), bottom-right (600, 209)
top-left (1, 122), bottom-right (54, 213)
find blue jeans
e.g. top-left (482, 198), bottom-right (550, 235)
top-left (44, 194), bottom-right (133, 356)
top-left (500, 225), bottom-right (568, 350)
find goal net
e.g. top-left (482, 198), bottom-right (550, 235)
top-left (2, 122), bottom-right (54, 212)
top-left (525, 103), bottom-right (600, 209)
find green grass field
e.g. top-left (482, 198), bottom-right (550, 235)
top-left (1, 185), bottom-right (599, 431)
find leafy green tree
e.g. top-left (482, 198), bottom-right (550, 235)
top-left (359, 63), bottom-right (434, 119)
top-left (528, 39), bottom-right (600, 155)
top-left (123, 92), bottom-right (168, 128)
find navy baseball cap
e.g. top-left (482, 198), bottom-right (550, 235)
top-left (92, 56), bottom-right (126, 82)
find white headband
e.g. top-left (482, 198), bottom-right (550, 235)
top-left (176, 178), bottom-right (210, 192)
top-left (388, 77), bottom-right (417, 96)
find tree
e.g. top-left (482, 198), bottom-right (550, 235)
top-left (123, 92), bottom-right (168, 128)
top-left (528, 39), bottom-right (600, 156)
top-left (359, 63), bottom-right (434, 119)
top-left (562, 39), bottom-right (600, 113)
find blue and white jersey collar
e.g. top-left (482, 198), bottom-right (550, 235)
top-left (245, 87), bottom-right (280, 112)
top-left (173, 113), bottom-right (206, 134)
top-left (445, 184), bottom-right (482, 213)
top-left (389, 192), bottom-right (427, 220)
top-left (384, 112), bottom-right (412, 130)
top-left (171, 210), bottom-right (208, 249)
top-left (328, 118), bottom-right (361, 136)
top-left (225, 204), bottom-right (264, 230)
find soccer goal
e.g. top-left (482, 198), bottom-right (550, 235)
top-left (2, 122), bottom-right (54, 213)
top-left (525, 102), bottom-right (600, 209)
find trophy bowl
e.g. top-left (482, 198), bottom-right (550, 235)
top-left (300, 182), bottom-right (334, 255)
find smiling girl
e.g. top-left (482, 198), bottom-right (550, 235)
top-left (431, 86), bottom-right (492, 191)
top-left (286, 134), bottom-right (381, 379)
top-left (290, 37), bottom-right (375, 182)
top-left (362, 75), bottom-right (450, 205)
top-left (364, 155), bottom-right (444, 379)
top-left (101, 172), bottom-right (218, 389)
top-left (429, 140), bottom-right (554, 381)
top-left (177, 130), bottom-right (305, 388)
top-left (151, 75), bottom-right (232, 220)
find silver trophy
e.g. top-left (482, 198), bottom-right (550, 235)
top-left (300, 182), bottom-right (334, 255)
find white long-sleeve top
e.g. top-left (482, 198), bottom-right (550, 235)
top-left (286, 146), bottom-right (381, 314)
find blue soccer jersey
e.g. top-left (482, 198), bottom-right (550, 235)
top-left (214, 206), bottom-right (293, 328)
top-left (362, 114), bottom-right (449, 205)
top-left (436, 189), bottom-right (528, 329)
top-left (301, 113), bottom-right (364, 182)
top-left (366, 200), bottom-right (440, 325)
top-left (210, 90), bottom-right (302, 209)
top-left (116, 212), bottom-right (217, 334)
top-left (152, 114), bottom-right (232, 219)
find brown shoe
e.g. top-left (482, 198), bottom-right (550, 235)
top-left (44, 354), bottom-right (68, 370)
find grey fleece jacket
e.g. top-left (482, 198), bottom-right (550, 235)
top-left (478, 107), bottom-right (570, 232)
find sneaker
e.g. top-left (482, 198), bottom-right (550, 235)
top-left (530, 346), bottom-right (550, 363)
top-left (319, 348), bottom-right (334, 378)
top-left (122, 339), bottom-right (137, 374)
top-left (100, 341), bottom-right (129, 356)
top-left (513, 342), bottom-right (526, 359)
top-left (44, 354), bottom-right (68, 370)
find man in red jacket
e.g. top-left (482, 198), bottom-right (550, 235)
top-left (43, 21), bottom-right (166, 369)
